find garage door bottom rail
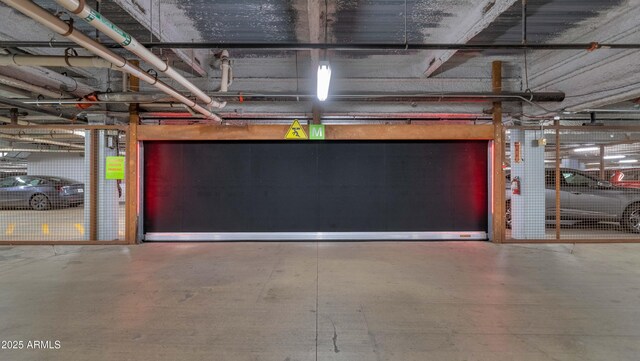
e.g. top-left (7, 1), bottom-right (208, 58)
top-left (144, 231), bottom-right (488, 241)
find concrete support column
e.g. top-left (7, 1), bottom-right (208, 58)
top-left (84, 131), bottom-right (119, 240)
top-left (510, 129), bottom-right (545, 239)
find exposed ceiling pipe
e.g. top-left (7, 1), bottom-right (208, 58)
top-left (0, 0), bottom-right (222, 122)
top-left (0, 73), bottom-right (69, 98)
top-left (53, 0), bottom-right (226, 109)
top-left (220, 50), bottom-right (231, 93)
top-left (3, 41), bottom-right (639, 51)
top-left (0, 148), bottom-right (83, 153)
top-left (95, 92), bottom-right (171, 103)
top-left (0, 116), bottom-right (31, 125)
top-left (23, 91), bottom-right (565, 104)
top-left (0, 96), bottom-right (83, 122)
top-left (0, 54), bottom-right (116, 69)
top-left (0, 84), bottom-right (34, 98)
top-left (0, 133), bottom-right (84, 149)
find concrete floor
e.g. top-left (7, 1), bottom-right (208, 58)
top-left (1, 242), bottom-right (640, 361)
top-left (0, 204), bottom-right (126, 241)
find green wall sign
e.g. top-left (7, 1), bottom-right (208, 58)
top-left (105, 156), bottom-right (125, 180)
top-left (309, 125), bottom-right (325, 140)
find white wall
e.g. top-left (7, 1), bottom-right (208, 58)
top-left (26, 153), bottom-right (85, 183)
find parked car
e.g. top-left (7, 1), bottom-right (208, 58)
top-left (506, 168), bottom-right (640, 233)
top-left (610, 168), bottom-right (640, 189)
top-left (0, 175), bottom-right (84, 210)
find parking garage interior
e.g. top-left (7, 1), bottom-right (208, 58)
top-left (1, 0), bottom-right (640, 360)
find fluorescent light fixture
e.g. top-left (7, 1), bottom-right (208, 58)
top-left (573, 147), bottom-right (599, 152)
top-left (585, 162), bottom-right (600, 166)
top-left (619, 159), bottom-right (638, 163)
top-left (317, 61), bottom-right (331, 101)
top-left (544, 160), bottom-right (555, 163)
top-left (603, 155), bottom-right (626, 160)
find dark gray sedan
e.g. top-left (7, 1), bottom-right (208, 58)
top-left (506, 168), bottom-right (640, 233)
top-left (0, 175), bottom-right (84, 210)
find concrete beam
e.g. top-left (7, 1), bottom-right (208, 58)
top-left (112, 0), bottom-right (210, 77)
top-left (527, 2), bottom-right (640, 113)
top-left (423, 0), bottom-right (518, 77)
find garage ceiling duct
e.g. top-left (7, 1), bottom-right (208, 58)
top-left (0, 0), bottom-right (223, 122)
top-left (53, 0), bottom-right (226, 110)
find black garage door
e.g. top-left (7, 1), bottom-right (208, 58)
top-left (143, 141), bottom-right (488, 241)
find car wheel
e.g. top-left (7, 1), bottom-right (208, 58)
top-left (30, 193), bottom-right (51, 211)
top-left (623, 203), bottom-right (640, 233)
top-left (505, 201), bottom-right (512, 229)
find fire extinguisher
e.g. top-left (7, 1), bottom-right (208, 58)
top-left (511, 176), bottom-right (521, 195)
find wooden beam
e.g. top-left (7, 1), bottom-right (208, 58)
top-left (126, 60), bottom-right (140, 244)
top-left (137, 124), bottom-right (495, 141)
top-left (492, 60), bottom-right (505, 243)
top-left (125, 121), bottom-right (138, 244)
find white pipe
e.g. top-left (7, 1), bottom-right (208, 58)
top-left (0, 116), bottom-right (31, 125)
top-left (0, 54), bottom-right (115, 68)
top-left (0, 133), bottom-right (84, 149)
top-left (54, 0), bottom-right (225, 109)
top-left (220, 50), bottom-right (230, 93)
top-left (0, 0), bottom-right (222, 122)
top-left (0, 148), bottom-right (83, 153)
top-left (0, 74), bottom-right (66, 98)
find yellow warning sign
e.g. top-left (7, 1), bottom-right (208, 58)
top-left (284, 119), bottom-right (308, 140)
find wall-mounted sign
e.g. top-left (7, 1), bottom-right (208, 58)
top-left (105, 156), bottom-right (125, 180)
top-left (309, 124), bottom-right (325, 140)
top-left (285, 119), bottom-right (308, 140)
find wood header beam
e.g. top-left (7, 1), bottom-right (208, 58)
top-left (137, 124), bottom-right (495, 141)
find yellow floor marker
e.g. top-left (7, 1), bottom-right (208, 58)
top-left (75, 223), bottom-right (85, 235)
top-left (5, 223), bottom-right (15, 236)
top-left (42, 224), bottom-right (50, 235)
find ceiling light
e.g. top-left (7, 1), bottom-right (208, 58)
top-left (317, 61), bottom-right (331, 102)
top-left (619, 159), bottom-right (638, 163)
top-left (604, 155), bottom-right (626, 160)
top-left (573, 147), bottom-right (599, 152)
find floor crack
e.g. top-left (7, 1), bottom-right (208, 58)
top-left (330, 318), bottom-right (340, 353)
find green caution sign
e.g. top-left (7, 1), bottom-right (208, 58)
top-left (105, 156), bottom-right (125, 180)
top-left (309, 125), bottom-right (325, 140)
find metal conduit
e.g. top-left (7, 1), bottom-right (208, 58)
top-left (0, 0), bottom-right (223, 122)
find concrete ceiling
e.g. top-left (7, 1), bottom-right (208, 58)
top-left (0, 0), bottom-right (638, 124)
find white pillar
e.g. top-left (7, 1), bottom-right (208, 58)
top-left (83, 131), bottom-right (119, 240)
top-left (510, 129), bottom-right (546, 239)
